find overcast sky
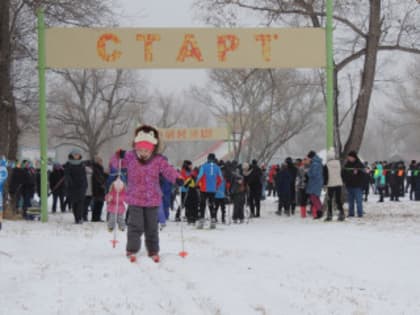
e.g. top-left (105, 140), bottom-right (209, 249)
top-left (117, 0), bottom-right (206, 93)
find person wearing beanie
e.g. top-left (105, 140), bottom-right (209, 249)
top-left (64, 149), bottom-right (87, 224)
top-left (196, 152), bottom-right (223, 229)
top-left (175, 160), bottom-right (193, 221)
top-left (324, 148), bottom-right (345, 221)
top-left (342, 150), bottom-right (365, 217)
top-left (305, 150), bottom-right (324, 219)
top-left (109, 125), bottom-right (182, 263)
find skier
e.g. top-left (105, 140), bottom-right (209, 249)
top-left (196, 153), bottom-right (223, 229)
top-left (110, 125), bottom-right (182, 263)
top-left (215, 164), bottom-right (227, 223)
top-left (373, 163), bottom-right (386, 202)
top-left (183, 167), bottom-right (200, 224)
top-left (0, 157), bottom-right (9, 230)
top-left (243, 160), bottom-right (263, 218)
top-left (105, 177), bottom-right (126, 232)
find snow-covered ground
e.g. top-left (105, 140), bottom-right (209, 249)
top-left (1, 196), bottom-right (420, 315)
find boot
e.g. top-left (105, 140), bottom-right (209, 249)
top-left (337, 211), bottom-right (345, 221)
top-left (300, 206), bottom-right (306, 218)
top-left (196, 219), bottom-right (204, 229)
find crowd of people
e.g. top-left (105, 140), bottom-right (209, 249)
top-left (2, 124), bottom-right (420, 259)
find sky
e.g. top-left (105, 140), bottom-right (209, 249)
top-left (116, 0), bottom-right (207, 93)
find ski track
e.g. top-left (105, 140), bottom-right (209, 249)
top-left (1, 197), bottom-right (420, 315)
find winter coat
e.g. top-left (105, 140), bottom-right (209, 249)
top-left (342, 159), bottom-right (365, 188)
top-left (197, 161), bottom-right (223, 193)
top-left (49, 169), bottom-right (65, 194)
top-left (64, 161), bottom-right (88, 202)
top-left (160, 175), bottom-right (172, 210)
top-left (110, 151), bottom-right (179, 207)
top-left (325, 159), bottom-right (343, 187)
top-left (286, 163), bottom-right (298, 192)
top-left (275, 168), bottom-right (291, 195)
top-left (0, 164), bottom-right (8, 197)
top-left (105, 189), bottom-right (126, 214)
top-left (373, 164), bottom-right (386, 187)
top-left (92, 162), bottom-right (107, 200)
top-left (85, 166), bottom-right (93, 196)
top-left (296, 166), bottom-right (308, 190)
top-left (306, 155), bottom-right (324, 197)
top-left (215, 177), bottom-right (226, 199)
top-left (244, 166), bottom-right (263, 192)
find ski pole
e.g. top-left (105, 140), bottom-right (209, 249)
top-left (111, 157), bottom-right (122, 248)
top-left (174, 192), bottom-right (189, 258)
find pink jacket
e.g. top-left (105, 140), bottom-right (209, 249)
top-left (105, 189), bottom-right (126, 214)
top-left (110, 151), bottom-right (179, 207)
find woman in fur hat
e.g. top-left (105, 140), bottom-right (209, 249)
top-left (110, 125), bottom-right (182, 263)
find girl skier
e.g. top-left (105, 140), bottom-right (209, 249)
top-left (110, 125), bottom-right (182, 263)
top-left (105, 177), bottom-right (127, 232)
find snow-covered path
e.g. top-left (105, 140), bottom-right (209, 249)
top-left (1, 197), bottom-right (420, 315)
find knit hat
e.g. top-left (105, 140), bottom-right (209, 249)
top-left (134, 129), bottom-right (158, 151)
top-left (207, 153), bottom-right (216, 162)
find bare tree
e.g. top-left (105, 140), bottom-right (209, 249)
top-left (0, 0), bottom-right (114, 160)
top-left (193, 69), bottom-right (321, 164)
top-left (49, 70), bottom-right (146, 159)
top-left (193, 0), bottom-right (420, 157)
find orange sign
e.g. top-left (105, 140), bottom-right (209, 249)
top-left (45, 28), bottom-right (326, 69)
top-left (159, 127), bottom-right (229, 142)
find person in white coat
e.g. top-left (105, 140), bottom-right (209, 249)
top-left (324, 149), bottom-right (345, 221)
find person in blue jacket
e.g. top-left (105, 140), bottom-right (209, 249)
top-left (305, 151), bottom-right (324, 219)
top-left (196, 153), bottom-right (223, 229)
top-left (0, 157), bottom-right (9, 230)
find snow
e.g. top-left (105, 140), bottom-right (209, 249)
top-left (1, 197), bottom-right (420, 315)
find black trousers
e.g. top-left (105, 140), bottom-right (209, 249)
top-left (215, 198), bottom-right (226, 221)
top-left (92, 199), bottom-right (104, 221)
top-left (327, 186), bottom-right (343, 217)
top-left (199, 192), bottom-right (216, 219)
top-left (248, 189), bottom-right (261, 217)
top-left (83, 196), bottom-right (92, 221)
top-left (52, 193), bottom-right (65, 213)
top-left (72, 198), bottom-right (85, 223)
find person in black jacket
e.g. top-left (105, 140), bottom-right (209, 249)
top-left (243, 160), bottom-right (263, 218)
top-left (285, 157), bottom-right (298, 214)
top-left (91, 156), bottom-right (107, 222)
top-left (64, 149), bottom-right (87, 224)
top-left (341, 151), bottom-right (365, 217)
top-left (406, 160), bottom-right (417, 200)
top-left (48, 163), bottom-right (66, 213)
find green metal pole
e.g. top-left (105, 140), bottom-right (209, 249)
top-left (326, 0), bottom-right (334, 150)
top-left (37, 9), bottom-right (48, 222)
